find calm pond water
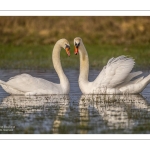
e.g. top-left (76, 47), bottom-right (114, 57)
top-left (0, 69), bottom-right (150, 134)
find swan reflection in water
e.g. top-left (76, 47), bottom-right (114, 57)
top-left (0, 94), bottom-right (150, 133)
top-left (0, 95), bottom-right (70, 134)
top-left (78, 94), bottom-right (150, 133)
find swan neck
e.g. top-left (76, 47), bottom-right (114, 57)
top-left (79, 42), bottom-right (89, 83)
top-left (52, 42), bottom-right (69, 92)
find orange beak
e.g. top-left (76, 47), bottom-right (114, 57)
top-left (74, 46), bottom-right (78, 55)
top-left (65, 47), bottom-right (70, 56)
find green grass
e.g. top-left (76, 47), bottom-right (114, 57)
top-left (0, 43), bottom-right (150, 69)
top-left (0, 44), bottom-right (76, 69)
top-left (87, 44), bottom-right (150, 69)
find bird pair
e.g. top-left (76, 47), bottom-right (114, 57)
top-left (0, 37), bottom-right (150, 96)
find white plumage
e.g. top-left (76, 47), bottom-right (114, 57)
top-left (74, 37), bottom-right (150, 94)
top-left (94, 56), bottom-right (135, 88)
top-left (0, 39), bottom-right (70, 95)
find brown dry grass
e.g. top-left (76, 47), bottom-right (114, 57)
top-left (0, 16), bottom-right (150, 45)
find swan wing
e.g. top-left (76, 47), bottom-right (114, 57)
top-left (7, 73), bottom-right (59, 92)
top-left (122, 71), bottom-right (142, 83)
top-left (93, 55), bottom-right (135, 88)
top-left (116, 71), bottom-right (143, 88)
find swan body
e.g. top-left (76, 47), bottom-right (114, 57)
top-left (74, 37), bottom-right (150, 94)
top-left (0, 39), bottom-right (70, 95)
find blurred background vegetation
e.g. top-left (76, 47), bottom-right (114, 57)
top-left (0, 16), bottom-right (150, 69)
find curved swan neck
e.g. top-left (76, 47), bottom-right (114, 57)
top-left (79, 41), bottom-right (89, 83)
top-left (52, 41), bottom-right (69, 92)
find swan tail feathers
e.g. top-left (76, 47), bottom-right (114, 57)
top-left (142, 74), bottom-right (150, 85)
top-left (134, 74), bottom-right (150, 93)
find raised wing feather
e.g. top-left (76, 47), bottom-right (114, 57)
top-left (93, 56), bottom-right (135, 88)
top-left (7, 73), bottom-right (59, 92)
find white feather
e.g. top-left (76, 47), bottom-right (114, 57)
top-left (75, 37), bottom-right (150, 94)
top-left (0, 39), bottom-right (70, 95)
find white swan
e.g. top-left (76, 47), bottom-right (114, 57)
top-left (0, 39), bottom-right (70, 96)
top-left (74, 37), bottom-right (150, 94)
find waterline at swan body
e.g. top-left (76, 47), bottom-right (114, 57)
top-left (0, 39), bottom-right (70, 96)
top-left (74, 37), bottom-right (150, 94)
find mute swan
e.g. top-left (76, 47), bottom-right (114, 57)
top-left (0, 39), bottom-right (70, 96)
top-left (74, 37), bottom-right (150, 94)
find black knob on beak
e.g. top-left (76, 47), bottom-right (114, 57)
top-left (75, 42), bottom-right (80, 48)
top-left (65, 44), bottom-right (70, 50)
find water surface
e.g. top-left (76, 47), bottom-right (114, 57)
top-left (0, 69), bottom-right (150, 134)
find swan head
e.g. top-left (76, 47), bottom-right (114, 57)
top-left (74, 37), bottom-right (82, 55)
top-left (58, 39), bottom-right (70, 56)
